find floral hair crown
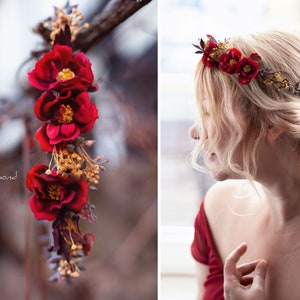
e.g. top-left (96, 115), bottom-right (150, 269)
top-left (193, 34), bottom-right (300, 95)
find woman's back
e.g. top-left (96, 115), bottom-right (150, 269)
top-left (204, 179), bottom-right (300, 299)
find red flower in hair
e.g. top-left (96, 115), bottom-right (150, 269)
top-left (26, 164), bottom-right (88, 221)
top-left (201, 40), bottom-right (219, 68)
top-left (28, 44), bottom-right (96, 91)
top-left (194, 35), bottom-right (265, 86)
top-left (219, 48), bottom-right (241, 74)
top-left (237, 57), bottom-right (259, 84)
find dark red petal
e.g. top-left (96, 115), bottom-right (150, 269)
top-left (36, 125), bottom-right (53, 152)
top-left (249, 52), bottom-right (261, 61)
top-left (28, 195), bottom-right (58, 221)
top-left (83, 233), bottom-right (95, 256)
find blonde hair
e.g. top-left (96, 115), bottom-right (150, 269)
top-left (191, 30), bottom-right (300, 179)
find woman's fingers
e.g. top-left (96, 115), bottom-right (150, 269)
top-left (224, 242), bottom-right (248, 277)
top-left (237, 260), bottom-right (262, 276)
top-left (224, 243), bottom-right (267, 281)
top-left (239, 275), bottom-right (253, 286)
top-left (237, 260), bottom-right (266, 286)
top-left (252, 260), bottom-right (268, 290)
top-left (226, 242), bottom-right (248, 264)
top-left (224, 243), bottom-right (268, 300)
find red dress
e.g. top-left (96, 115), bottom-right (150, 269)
top-left (191, 200), bottom-right (224, 299)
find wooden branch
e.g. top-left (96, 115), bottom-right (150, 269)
top-left (33, 0), bottom-right (153, 54)
top-left (74, 0), bottom-right (153, 52)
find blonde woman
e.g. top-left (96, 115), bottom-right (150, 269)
top-left (189, 30), bottom-right (300, 299)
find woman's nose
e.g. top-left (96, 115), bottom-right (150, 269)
top-left (189, 124), bottom-right (200, 140)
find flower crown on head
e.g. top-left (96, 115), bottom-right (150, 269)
top-left (193, 34), bottom-right (300, 95)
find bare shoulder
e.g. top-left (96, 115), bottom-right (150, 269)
top-left (203, 179), bottom-right (253, 225)
top-left (204, 180), bottom-right (239, 215)
top-left (203, 180), bottom-right (265, 263)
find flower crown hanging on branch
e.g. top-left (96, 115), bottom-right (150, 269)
top-left (193, 34), bottom-right (300, 95)
top-left (26, 3), bottom-right (106, 282)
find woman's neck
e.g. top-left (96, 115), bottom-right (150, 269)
top-left (254, 136), bottom-right (300, 225)
top-left (258, 171), bottom-right (300, 226)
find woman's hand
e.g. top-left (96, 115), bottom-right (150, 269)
top-left (224, 243), bottom-right (268, 300)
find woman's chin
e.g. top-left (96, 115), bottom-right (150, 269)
top-left (208, 154), bottom-right (244, 181)
top-left (210, 169), bottom-right (230, 181)
top-left (209, 165), bottom-right (244, 181)
top-left (207, 154), bottom-right (228, 181)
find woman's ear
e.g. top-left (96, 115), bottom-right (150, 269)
top-left (267, 126), bottom-right (283, 143)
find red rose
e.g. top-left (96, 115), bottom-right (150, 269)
top-left (26, 164), bottom-right (88, 221)
top-left (201, 40), bottom-right (218, 68)
top-left (34, 83), bottom-right (98, 150)
top-left (28, 44), bottom-right (95, 91)
top-left (237, 57), bottom-right (259, 84)
top-left (47, 122), bottom-right (80, 144)
top-left (36, 122), bottom-right (82, 151)
top-left (34, 83), bottom-right (98, 131)
top-left (35, 123), bottom-right (82, 152)
top-left (219, 48), bottom-right (241, 74)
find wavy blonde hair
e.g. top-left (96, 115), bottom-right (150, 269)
top-left (191, 30), bottom-right (300, 179)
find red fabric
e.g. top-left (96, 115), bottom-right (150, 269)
top-left (191, 199), bottom-right (224, 300)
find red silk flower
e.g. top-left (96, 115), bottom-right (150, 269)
top-left (201, 40), bottom-right (218, 68)
top-left (34, 82), bottom-right (98, 151)
top-left (219, 48), bottom-right (242, 74)
top-left (28, 44), bottom-right (96, 91)
top-left (36, 123), bottom-right (80, 152)
top-left (26, 164), bottom-right (88, 221)
top-left (237, 56), bottom-right (259, 84)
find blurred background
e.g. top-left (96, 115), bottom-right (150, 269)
top-left (0, 0), bottom-right (157, 299)
top-left (159, 0), bottom-right (300, 299)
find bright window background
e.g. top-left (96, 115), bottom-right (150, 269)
top-left (159, 0), bottom-right (300, 299)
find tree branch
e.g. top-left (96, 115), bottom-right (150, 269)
top-left (75, 0), bottom-right (152, 52)
top-left (33, 0), bottom-right (152, 54)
